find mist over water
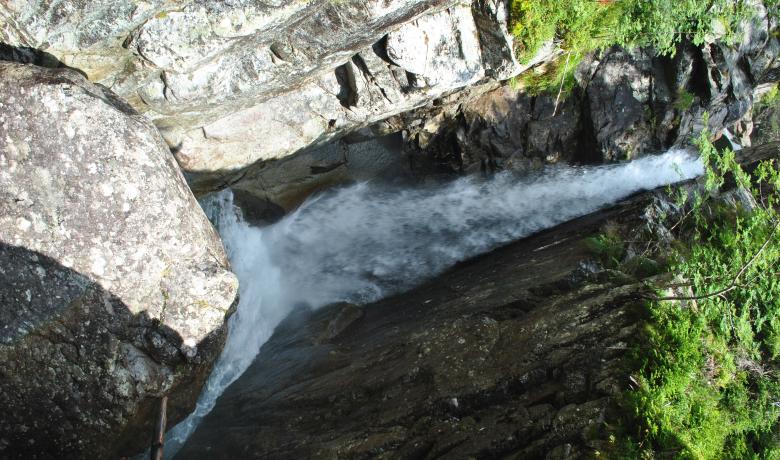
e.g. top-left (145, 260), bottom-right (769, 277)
top-left (165, 149), bottom-right (703, 455)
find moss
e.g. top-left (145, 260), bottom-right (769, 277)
top-left (584, 224), bottom-right (626, 270)
top-left (622, 256), bottom-right (664, 278)
top-left (674, 89), bottom-right (696, 111)
top-left (517, 52), bottom-right (581, 97)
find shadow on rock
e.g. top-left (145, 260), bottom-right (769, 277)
top-left (0, 241), bottom-right (227, 458)
top-left (0, 42), bottom-right (87, 78)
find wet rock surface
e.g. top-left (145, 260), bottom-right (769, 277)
top-left (178, 190), bottom-right (671, 459)
top-left (0, 62), bottom-right (238, 458)
top-left (0, 3), bottom-right (776, 458)
top-left (232, 133), bottom-right (409, 211)
top-left (752, 83), bottom-right (780, 146)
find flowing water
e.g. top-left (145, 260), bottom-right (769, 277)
top-left (165, 149), bottom-right (704, 456)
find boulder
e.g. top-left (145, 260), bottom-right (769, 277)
top-left (0, 62), bottom-right (238, 458)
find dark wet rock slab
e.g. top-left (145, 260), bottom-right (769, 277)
top-left (178, 189), bottom-right (667, 459)
top-left (177, 143), bottom-right (780, 459)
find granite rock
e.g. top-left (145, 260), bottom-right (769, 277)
top-left (0, 62), bottom-right (238, 458)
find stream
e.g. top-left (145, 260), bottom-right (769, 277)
top-left (165, 149), bottom-right (704, 456)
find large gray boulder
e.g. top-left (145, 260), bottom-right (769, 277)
top-left (0, 0), bottom-right (520, 193)
top-left (0, 62), bottom-right (238, 458)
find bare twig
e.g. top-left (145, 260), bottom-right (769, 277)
top-left (647, 220), bottom-right (780, 302)
top-left (150, 396), bottom-right (168, 460)
top-left (669, 206), bottom-right (696, 233)
top-left (552, 52), bottom-right (572, 117)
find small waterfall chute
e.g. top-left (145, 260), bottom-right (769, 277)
top-left (165, 149), bottom-right (703, 456)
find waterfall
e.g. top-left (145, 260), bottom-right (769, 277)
top-left (165, 149), bottom-right (703, 455)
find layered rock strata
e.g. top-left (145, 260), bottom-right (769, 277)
top-left (1, 0), bottom-right (523, 192)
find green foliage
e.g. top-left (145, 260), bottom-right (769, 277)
top-left (509, 0), bottom-right (621, 93)
top-left (586, 222), bottom-right (668, 278)
top-left (507, 0), bottom-right (757, 94)
top-left (674, 90), bottom-right (696, 111)
top-left (585, 229), bottom-right (625, 269)
top-left (622, 256), bottom-right (664, 279)
top-left (760, 84), bottom-right (780, 107)
top-left (509, 0), bottom-right (620, 64)
top-left (619, 133), bottom-right (780, 458)
top-left (517, 52), bottom-right (580, 97)
top-left (613, 0), bottom-right (754, 55)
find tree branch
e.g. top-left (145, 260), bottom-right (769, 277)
top-left (647, 220), bottom-right (779, 302)
top-left (552, 52), bottom-right (572, 117)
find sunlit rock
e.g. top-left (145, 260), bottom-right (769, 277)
top-left (0, 62), bottom-right (238, 458)
top-left (0, 0), bottom-right (520, 193)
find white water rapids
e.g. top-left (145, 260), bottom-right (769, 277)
top-left (165, 149), bottom-right (703, 455)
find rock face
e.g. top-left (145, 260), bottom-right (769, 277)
top-left (2, 1), bottom-right (776, 200)
top-left (232, 133), bottom-right (409, 212)
top-left (0, 62), bottom-right (238, 458)
top-left (0, 0), bottom-right (521, 193)
top-left (752, 83), bottom-right (780, 146)
top-left (403, 4), bottom-right (780, 174)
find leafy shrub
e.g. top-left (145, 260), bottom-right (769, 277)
top-left (509, 0), bottom-right (621, 94)
top-left (613, 0), bottom-right (755, 55)
top-left (509, 0), bottom-right (620, 64)
top-left (674, 90), bottom-right (696, 111)
top-left (507, 0), bottom-right (761, 93)
top-left (619, 130), bottom-right (780, 458)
